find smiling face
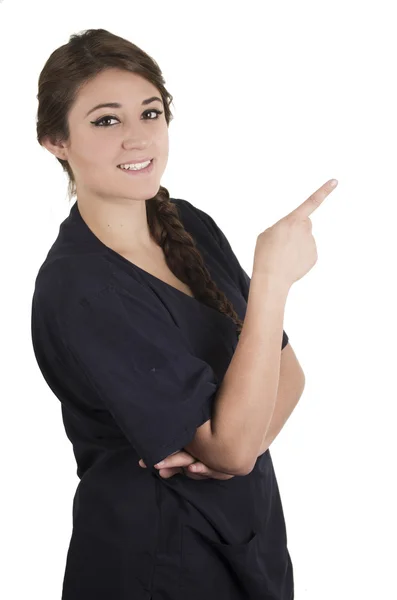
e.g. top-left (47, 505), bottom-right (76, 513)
top-left (44, 68), bottom-right (170, 204)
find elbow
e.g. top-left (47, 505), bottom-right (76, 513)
top-left (223, 452), bottom-right (256, 476)
top-left (201, 453), bottom-right (252, 477)
top-left (216, 460), bottom-right (252, 477)
top-left (237, 463), bottom-right (255, 476)
top-left (196, 448), bottom-right (252, 477)
top-left (184, 419), bottom-right (257, 477)
top-left (208, 440), bottom-right (259, 476)
top-left (238, 455), bottom-right (258, 476)
top-left (237, 443), bottom-right (270, 476)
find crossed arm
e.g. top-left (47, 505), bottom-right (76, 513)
top-left (185, 341), bottom-right (305, 470)
top-left (143, 342), bottom-right (305, 477)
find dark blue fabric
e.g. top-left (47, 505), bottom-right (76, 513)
top-left (31, 197), bottom-right (293, 599)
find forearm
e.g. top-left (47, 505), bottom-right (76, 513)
top-left (179, 351), bottom-right (304, 474)
top-left (257, 348), bottom-right (305, 457)
top-left (210, 273), bottom-right (290, 473)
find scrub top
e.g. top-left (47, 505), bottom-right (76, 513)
top-left (31, 197), bottom-right (293, 600)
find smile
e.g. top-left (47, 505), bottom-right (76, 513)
top-left (117, 159), bottom-right (154, 175)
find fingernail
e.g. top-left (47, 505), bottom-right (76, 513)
top-left (155, 461), bottom-right (165, 468)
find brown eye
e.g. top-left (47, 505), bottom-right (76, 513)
top-left (143, 109), bottom-right (163, 120)
top-left (91, 109), bottom-right (163, 127)
top-left (92, 116), bottom-right (120, 127)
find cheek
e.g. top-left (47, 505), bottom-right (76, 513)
top-left (74, 127), bottom-right (113, 163)
top-left (86, 143), bottom-right (113, 166)
top-left (74, 147), bottom-right (114, 189)
top-left (155, 125), bottom-right (169, 152)
top-left (162, 131), bottom-right (170, 153)
top-left (157, 137), bottom-right (170, 169)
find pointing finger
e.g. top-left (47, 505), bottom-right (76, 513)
top-left (289, 179), bottom-right (338, 220)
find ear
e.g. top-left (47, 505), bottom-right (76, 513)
top-left (41, 135), bottom-right (68, 161)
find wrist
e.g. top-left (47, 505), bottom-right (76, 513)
top-left (251, 270), bottom-right (291, 297)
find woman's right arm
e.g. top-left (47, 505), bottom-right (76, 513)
top-left (185, 179), bottom-right (338, 475)
top-left (184, 271), bottom-right (290, 476)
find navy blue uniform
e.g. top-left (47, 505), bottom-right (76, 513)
top-left (31, 198), bottom-right (293, 599)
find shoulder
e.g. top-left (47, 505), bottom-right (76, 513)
top-left (33, 254), bottom-right (114, 322)
top-left (172, 197), bottom-right (211, 222)
top-left (171, 198), bottom-right (223, 248)
top-left (32, 252), bottom-right (173, 333)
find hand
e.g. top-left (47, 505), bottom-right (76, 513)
top-left (138, 450), bottom-right (235, 480)
top-left (253, 178), bottom-right (338, 288)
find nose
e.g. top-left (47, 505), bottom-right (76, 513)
top-left (122, 122), bottom-right (152, 150)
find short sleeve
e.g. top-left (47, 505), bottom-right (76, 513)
top-left (61, 285), bottom-right (218, 470)
top-left (183, 200), bottom-right (289, 351)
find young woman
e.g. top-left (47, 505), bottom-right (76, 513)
top-left (31, 26), bottom-right (337, 600)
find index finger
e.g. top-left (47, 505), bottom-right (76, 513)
top-left (154, 449), bottom-right (195, 469)
top-left (289, 178), bottom-right (338, 219)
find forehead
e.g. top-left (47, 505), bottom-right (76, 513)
top-left (74, 69), bottom-right (158, 111)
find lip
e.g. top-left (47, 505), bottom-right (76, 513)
top-left (117, 158), bottom-right (154, 175)
top-left (117, 157), bottom-right (153, 167)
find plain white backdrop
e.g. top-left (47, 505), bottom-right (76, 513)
top-left (1, 0), bottom-right (396, 598)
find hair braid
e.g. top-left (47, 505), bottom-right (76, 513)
top-left (147, 187), bottom-right (244, 335)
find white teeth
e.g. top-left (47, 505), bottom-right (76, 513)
top-left (119, 160), bottom-right (151, 171)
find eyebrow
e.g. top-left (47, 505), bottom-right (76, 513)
top-left (85, 96), bottom-right (163, 117)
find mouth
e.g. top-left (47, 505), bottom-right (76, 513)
top-left (117, 158), bottom-right (154, 174)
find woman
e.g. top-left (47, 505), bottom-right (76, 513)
top-left (32, 27), bottom-right (332, 599)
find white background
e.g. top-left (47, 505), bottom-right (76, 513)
top-left (1, 1), bottom-right (396, 598)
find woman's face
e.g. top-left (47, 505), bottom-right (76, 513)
top-left (46, 68), bottom-right (169, 203)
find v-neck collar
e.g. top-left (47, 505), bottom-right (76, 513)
top-left (56, 199), bottom-right (243, 339)
top-left (68, 199), bottom-right (205, 305)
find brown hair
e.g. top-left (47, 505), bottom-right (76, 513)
top-left (36, 28), bottom-right (244, 335)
